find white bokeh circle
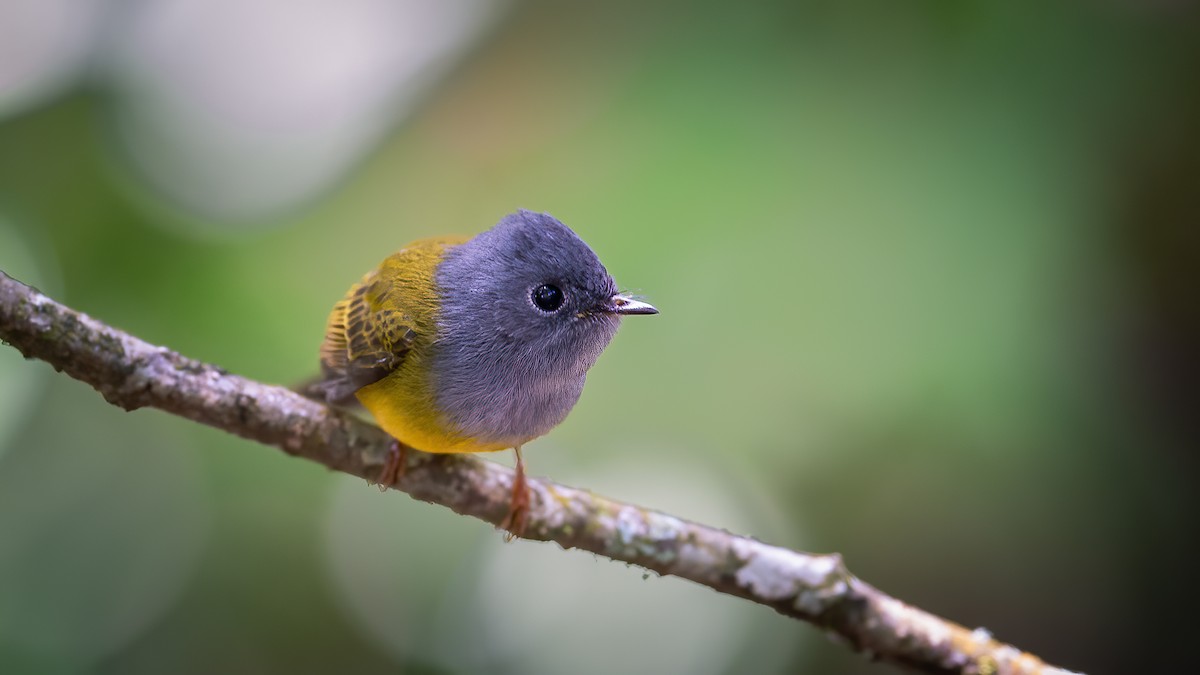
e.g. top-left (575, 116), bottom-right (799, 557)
top-left (0, 0), bottom-right (108, 120)
top-left (102, 0), bottom-right (507, 225)
top-left (325, 443), bottom-right (807, 673)
top-left (457, 454), bottom-right (803, 674)
top-left (0, 381), bottom-right (211, 667)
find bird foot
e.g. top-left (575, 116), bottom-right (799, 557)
top-left (500, 464), bottom-right (530, 541)
top-left (375, 439), bottom-right (407, 491)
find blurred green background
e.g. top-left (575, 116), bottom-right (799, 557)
top-left (2, 1), bottom-right (1198, 674)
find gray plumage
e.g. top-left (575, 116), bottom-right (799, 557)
top-left (432, 210), bottom-right (624, 447)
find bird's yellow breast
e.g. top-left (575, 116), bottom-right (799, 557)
top-left (356, 362), bottom-right (510, 454)
top-left (352, 237), bottom-right (510, 455)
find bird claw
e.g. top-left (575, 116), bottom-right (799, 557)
top-left (500, 456), bottom-right (530, 541)
top-left (375, 440), bottom-right (407, 491)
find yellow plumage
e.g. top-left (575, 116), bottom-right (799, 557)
top-left (318, 211), bottom-right (658, 537)
top-left (320, 236), bottom-right (504, 454)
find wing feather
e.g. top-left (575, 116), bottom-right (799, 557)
top-left (317, 270), bottom-right (417, 404)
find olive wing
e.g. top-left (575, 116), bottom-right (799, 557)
top-left (318, 270), bottom-right (418, 404)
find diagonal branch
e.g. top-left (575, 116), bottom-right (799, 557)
top-left (0, 271), bottom-right (1080, 675)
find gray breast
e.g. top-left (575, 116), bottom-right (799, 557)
top-left (429, 337), bottom-right (589, 447)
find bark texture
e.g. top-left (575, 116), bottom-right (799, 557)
top-left (0, 271), bottom-right (1081, 675)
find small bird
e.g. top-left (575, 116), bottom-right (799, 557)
top-left (315, 210), bottom-right (657, 535)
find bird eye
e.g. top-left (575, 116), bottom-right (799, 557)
top-left (531, 284), bottom-right (565, 312)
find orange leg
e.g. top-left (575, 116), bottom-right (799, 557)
top-left (500, 446), bottom-right (530, 540)
top-left (375, 439), bottom-right (407, 492)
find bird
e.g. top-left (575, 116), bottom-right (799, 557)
top-left (314, 210), bottom-right (657, 536)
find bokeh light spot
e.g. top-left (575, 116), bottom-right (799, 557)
top-left (0, 380), bottom-right (211, 668)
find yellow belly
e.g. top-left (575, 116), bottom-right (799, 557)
top-left (354, 358), bottom-right (510, 454)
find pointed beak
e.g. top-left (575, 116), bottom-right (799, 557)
top-left (605, 293), bottom-right (658, 316)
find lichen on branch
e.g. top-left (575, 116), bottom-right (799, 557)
top-left (0, 271), bottom-right (1081, 675)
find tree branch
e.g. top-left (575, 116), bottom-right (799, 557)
top-left (0, 271), bottom-right (1080, 675)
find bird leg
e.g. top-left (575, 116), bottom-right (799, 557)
top-left (375, 439), bottom-right (408, 491)
top-left (500, 446), bottom-right (530, 540)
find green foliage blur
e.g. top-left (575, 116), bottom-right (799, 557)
top-left (2, 2), bottom-right (1198, 674)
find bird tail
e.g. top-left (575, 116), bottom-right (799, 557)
top-left (291, 375), bottom-right (362, 409)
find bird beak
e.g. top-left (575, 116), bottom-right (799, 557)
top-left (605, 293), bottom-right (658, 315)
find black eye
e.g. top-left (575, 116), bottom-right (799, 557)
top-left (531, 284), bottom-right (565, 312)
